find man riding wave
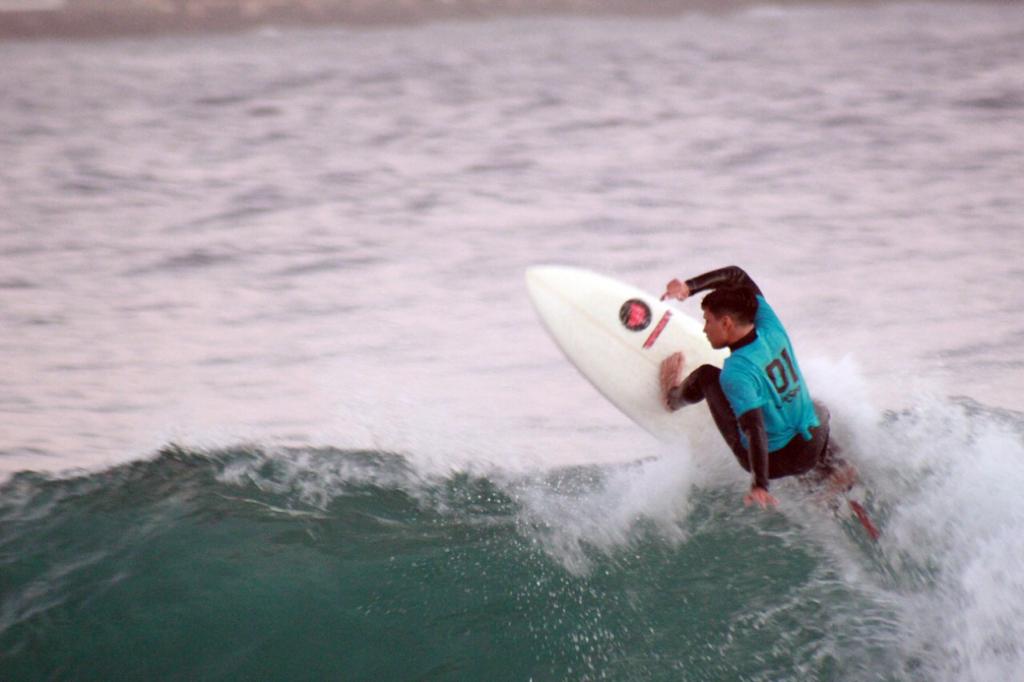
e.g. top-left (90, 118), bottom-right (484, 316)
top-left (659, 266), bottom-right (855, 509)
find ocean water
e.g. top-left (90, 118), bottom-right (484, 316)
top-left (2, 2), bottom-right (1024, 679)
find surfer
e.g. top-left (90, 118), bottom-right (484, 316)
top-left (658, 266), bottom-right (854, 509)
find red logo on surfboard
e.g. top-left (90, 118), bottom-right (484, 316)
top-left (643, 311), bottom-right (672, 349)
top-left (619, 299), bottom-right (652, 331)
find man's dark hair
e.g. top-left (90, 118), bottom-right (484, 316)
top-left (701, 287), bottom-right (758, 325)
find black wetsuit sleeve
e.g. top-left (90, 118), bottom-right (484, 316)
top-left (665, 369), bottom-right (708, 410)
top-left (738, 408), bottom-right (770, 490)
top-left (685, 266), bottom-right (762, 297)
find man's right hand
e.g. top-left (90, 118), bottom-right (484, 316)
top-left (744, 486), bottom-right (779, 510)
top-left (659, 352), bottom-right (685, 410)
top-left (661, 279), bottom-right (690, 301)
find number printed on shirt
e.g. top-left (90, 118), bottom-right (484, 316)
top-left (764, 348), bottom-right (800, 401)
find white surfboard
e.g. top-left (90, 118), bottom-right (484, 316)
top-left (525, 265), bottom-right (728, 441)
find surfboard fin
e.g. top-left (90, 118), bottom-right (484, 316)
top-left (847, 499), bottom-right (881, 541)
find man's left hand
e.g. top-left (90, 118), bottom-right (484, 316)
top-left (659, 352), bottom-right (685, 409)
top-left (744, 487), bottom-right (778, 510)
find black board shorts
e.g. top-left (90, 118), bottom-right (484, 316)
top-left (759, 402), bottom-right (832, 480)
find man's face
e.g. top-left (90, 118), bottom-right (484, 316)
top-left (702, 308), bottom-right (732, 349)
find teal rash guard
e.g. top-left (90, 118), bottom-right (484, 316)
top-left (719, 294), bottom-right (819, 451)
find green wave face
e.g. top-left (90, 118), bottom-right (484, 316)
top-left (1, 445), bottom-right (904, 681)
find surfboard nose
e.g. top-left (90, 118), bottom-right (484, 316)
top-left (524, 265), bottom-right (551, 300)
top-left (525, 265), bottom-right (557, 285)
top-left (524, 265), bottom-right (579, 299)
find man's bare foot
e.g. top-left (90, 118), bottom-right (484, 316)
top-left (825, 463), bottom-right (858, 495)
top-left (799, 459), bottom-right (859, 508)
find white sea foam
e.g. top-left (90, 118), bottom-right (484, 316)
top-left (877, 404), bottom-right (1024, 680)
top-left (511, 446), bottom-right (703, 575)
top-left (796, 357), bottom-right (1024, 681)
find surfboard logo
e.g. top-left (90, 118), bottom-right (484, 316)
top-left (619, 299), bottom-right (652, 332)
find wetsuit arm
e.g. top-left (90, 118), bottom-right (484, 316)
top-left (685, 266), bottom-right (763, 297)
top-left (737, 408), bottom-right (770, 490)
top-left (665, 384), bottom-right (686, 411)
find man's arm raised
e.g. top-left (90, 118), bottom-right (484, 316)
top-left (662, 266), bottom-right (763, 301)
